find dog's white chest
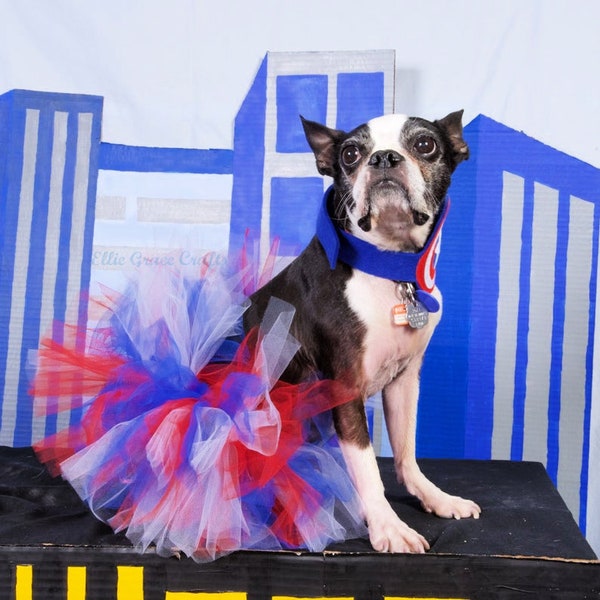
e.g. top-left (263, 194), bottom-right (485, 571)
top-left (345, 271), bottom-right (442, 396)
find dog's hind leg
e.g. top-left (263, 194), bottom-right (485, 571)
top-left (382, 359), bottom-right (481, 521)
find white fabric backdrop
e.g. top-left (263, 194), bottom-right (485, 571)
top-left (2, 1), bottom-right (598, 167)
top-left (1, 0), bottom-right (599, 552)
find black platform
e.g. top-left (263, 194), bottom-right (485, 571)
top-left (0, 446), bottom-right (598, 599)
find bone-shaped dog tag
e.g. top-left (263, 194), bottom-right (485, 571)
top-left (407, 300), bottom-right (429, 329)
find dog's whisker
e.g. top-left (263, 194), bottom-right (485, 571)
top-left (333, 190), bottom-right (354, 226)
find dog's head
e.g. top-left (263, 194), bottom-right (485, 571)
top-left (302, 111), bottom-right (469, 252)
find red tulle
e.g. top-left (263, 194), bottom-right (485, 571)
top-left (30, 260), bottom-right (368, 560)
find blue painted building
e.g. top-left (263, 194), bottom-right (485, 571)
top-left (421, 115), bottom-right (600, 530)
top-left (0, 90), bottom-right (102, 447)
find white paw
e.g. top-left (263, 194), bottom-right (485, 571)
top-left (421, 489), bottom-right (481, 520)
top-left (366, 501), bottom-right (429, 553)
top-left (401, 468), bottom-right (482, 520)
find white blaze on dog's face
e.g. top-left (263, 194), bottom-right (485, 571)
top-left (302, 111), bottom-right (469, 252)
top-left (349, 114), bottom-right (432, 250)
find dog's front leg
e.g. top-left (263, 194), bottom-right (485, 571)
top-left (336, 400), bottom-right (429, 553)
top-left (383, 359), bottom-right (481, 520)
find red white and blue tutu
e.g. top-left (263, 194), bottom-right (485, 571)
top-left (30, 252), bottom-right (367, 561)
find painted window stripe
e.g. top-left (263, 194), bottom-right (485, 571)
top-left (0, 109), bottom-right (39, 446)
top-left (136, 197), bottom-right (231, 224)
top-left (56, 112), bottom-right (93, 432)
top-left (14, 107), bottom-right (57, 445)
top-left (42, 108), bottom-right (78, 439)
top-left (581, 202), bottom-right (599, 534)
top-left (558, 195), bottom-right (594, 523)
top-left (32, 110), bottom-right (68, 443)
top-left (67, 112), bottom-right (93, 328)
top-left (522, 183), bottom-right (559, 464)
top-left (491, 171), bottom-right (525, 459)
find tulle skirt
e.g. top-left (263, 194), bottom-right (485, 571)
top-left (30, 253), bottom-right (367, 561)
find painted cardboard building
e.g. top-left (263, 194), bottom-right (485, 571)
top-left (0, 50), bottom-right (598, 540)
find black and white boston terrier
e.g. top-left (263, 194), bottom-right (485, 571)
top-left (244, 111), bottom-right (480, 553)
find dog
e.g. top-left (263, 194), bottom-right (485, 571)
top-left (244, 110), bottom-right (481, 553)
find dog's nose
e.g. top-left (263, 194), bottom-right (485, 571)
top-left (368, 149), bottom-right (404, 169)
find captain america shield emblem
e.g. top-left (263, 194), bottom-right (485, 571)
top-left (415, 200), bottom-right (449, 293)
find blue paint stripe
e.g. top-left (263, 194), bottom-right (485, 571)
top-left (418, 146), bottom-right (477, 458)
top-left (546, 191), bottom-right (570, 483)
top-left (228, 56), bottom-right (268, 259)
top-left (269, 177), bottom-right (323, 255)
top-left (462, 122), bottom-right (505, 459)
top-left (43, 111), bottom-right (79, 440)
top-left (510, 178), bottom-right (534, 461)
top-left (275, 75), bottom-right (327, 152)
top-left (336, 72), bottom-right (384, 131)
top-left (98, 143), bottom-right (233, 174)
top-left (71, 112), bottom-right (102, 429)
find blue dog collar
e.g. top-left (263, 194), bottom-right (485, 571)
top-left (315, 186), bottom-right (449, 313)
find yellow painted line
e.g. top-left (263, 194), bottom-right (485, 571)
top-left (15, 565), bottom-right (33, 600)
top-left (117, 565), bottom-right (144, 600)
top-left (273, 597), bottom-right (353, 600)
top-left (165, 594), bottom-right (247, 599)
top-left (67, 566), bottom-right (87, 600)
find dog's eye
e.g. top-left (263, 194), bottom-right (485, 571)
top-left (341, 145), bottom-right (361, 166)
top-left (414, 136), bottom-right (437, 157)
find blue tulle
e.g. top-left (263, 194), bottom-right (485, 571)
top-left (32, 258), bottom-right (368, 561)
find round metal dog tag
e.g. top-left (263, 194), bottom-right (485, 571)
top-left (407, 301), bottom-right (429, 329)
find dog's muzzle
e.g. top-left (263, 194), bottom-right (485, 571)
top-left (357, 150), bottom-right (405, 232)
top-left (361, 149), bottom-right (430, 229)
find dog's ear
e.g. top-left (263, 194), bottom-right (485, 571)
top-left (435, 110), bottom-right (470, 166)
top-left (300, 116), bottom-right (344, 177)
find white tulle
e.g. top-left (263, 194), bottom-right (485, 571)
top-left (33, 253), bottom-right (368, 561)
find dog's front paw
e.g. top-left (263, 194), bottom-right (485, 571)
top-left (401, 466), bottom-right (481, 520)
top-left (366, 500), bottom-right (429, 553)
top-left (421, 489), bottom-right (481, 520)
